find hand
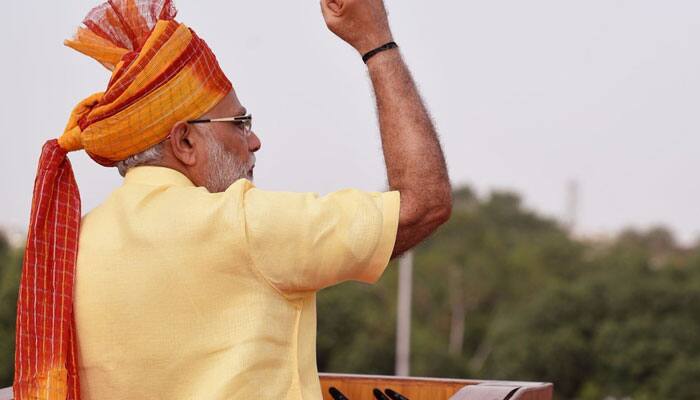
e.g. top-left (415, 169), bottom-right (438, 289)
top-left (320, 0), bottom-right (394, 55)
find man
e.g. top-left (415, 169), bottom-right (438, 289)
top-left (14, 0), bottom-right (451, 399)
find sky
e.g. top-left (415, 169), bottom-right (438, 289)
top-left (1, 0), bottom-right (699, 244)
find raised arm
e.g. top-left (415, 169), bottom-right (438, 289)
top-left (321, 0), bottom-right (452, 258)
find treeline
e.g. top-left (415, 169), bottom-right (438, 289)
top-left (1, 186), bottom-right (699, 398)
top-left (0, 233), bottom-right (21, 389)
top-left (316, 187), bottom-right (700, 400)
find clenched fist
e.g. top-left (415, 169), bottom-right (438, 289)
top-left (320, 0), bottom-right (394, 55)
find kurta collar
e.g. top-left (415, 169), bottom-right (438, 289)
top-left (123, 166), bottom-right (195, 187)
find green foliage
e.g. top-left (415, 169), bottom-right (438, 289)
top-left (0, 233), bottom-right (22, 388)
top-left (317, 186), bottom-right (698, 400)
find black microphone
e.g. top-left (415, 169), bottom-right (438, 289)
top-left (329, 387), bottom-right (350, 400)
top-left (385, 388), bottom-right (410, 400)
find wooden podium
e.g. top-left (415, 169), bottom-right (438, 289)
top-left (319, 374), bottom-right (553, 400)
top-left (1, 375), bottom-right (552, 399)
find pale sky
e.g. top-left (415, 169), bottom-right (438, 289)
top-left (2, 1), bottom-right (699, 244)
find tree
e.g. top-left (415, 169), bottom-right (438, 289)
top-left (0, 232), bottom-right (22, 388)
top-left (316, 185), bottom-right (698, 399)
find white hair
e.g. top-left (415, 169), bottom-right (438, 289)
top-left (115, 126), bottom-right (254, 192)
top-left (202, 132), bottom-right (254, 192)
top-left (116, 141), bottom-right (166, 177)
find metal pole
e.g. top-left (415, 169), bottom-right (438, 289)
top-left (565, 180), bottom-right (579, 233)
top-left (395, 251), bottom-right (413, 376)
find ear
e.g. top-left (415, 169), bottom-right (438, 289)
top-left (322, 0), bottom-right (343, 16)
top-left (168, 121), bottom-right (199, 166)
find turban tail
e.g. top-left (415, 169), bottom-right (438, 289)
top-left (14, 0), bottom-right (232, 398)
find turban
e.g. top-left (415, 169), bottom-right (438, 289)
top-left (13, 0), bottom-right (231, 398)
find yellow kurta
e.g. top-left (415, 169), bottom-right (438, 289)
top-left (73, 166), bottom-right (400, 399)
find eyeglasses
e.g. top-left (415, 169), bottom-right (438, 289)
top-left (187, 114), bottom-right (253, 137)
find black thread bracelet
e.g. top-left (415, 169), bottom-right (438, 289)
top-left (362, 41), bottom-right (398, 64)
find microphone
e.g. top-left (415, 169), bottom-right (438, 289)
top-left (329, 387), bottom-right (350, 400)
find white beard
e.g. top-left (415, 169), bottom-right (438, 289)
top-left (204, 134), bottom-right (255, 193)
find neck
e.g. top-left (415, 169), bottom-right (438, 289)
top-left (146, 154), bottom-right (201, 188)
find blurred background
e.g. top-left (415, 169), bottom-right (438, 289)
top-left (1, 1), bottom-right (699, 399)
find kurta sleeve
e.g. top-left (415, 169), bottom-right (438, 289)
top-left (243, 186), bottom-right (400, 294)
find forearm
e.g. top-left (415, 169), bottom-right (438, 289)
top-left (320, 0), bottom-right (452, 256)
top-left (368, 49), bottom-right (451, 219)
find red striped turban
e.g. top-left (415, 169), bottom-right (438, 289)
top-left (13, 1), bottom-right (231, 398)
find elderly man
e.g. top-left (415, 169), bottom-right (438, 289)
top-left (14, 0), bottom-right (451, 399)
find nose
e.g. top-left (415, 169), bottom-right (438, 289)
top-left (248, 131), bottom-right (261, 153)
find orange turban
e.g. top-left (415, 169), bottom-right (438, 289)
top-left (14, 1), bottom-right (231, 398)
top-left (60, 0), bottom-right (231, 164)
